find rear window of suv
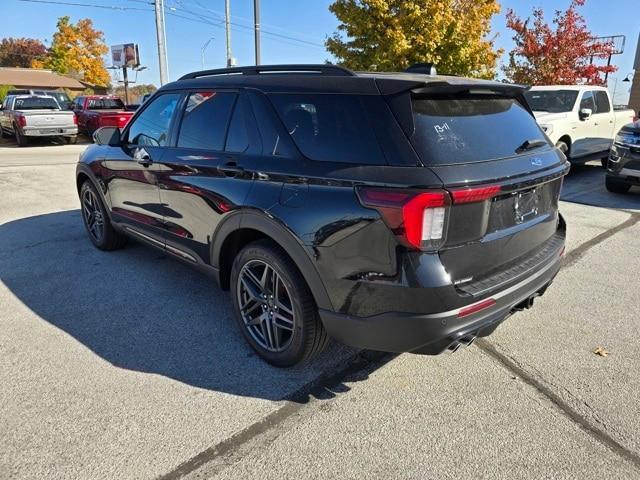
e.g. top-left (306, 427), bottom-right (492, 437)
top-left (269, 93), bottom-right (386, 165)
top-left (410, 94), bottom-right (547, 165)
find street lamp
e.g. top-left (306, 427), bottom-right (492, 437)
top-left (201, 37), bottom-right (215, 69)
top-left (622, 72), bottom-right (634, 82)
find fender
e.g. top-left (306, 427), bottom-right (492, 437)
top-left (211, 209), bottom-right (334, 311)
top-left (75, 163), bottom-right (115, 223)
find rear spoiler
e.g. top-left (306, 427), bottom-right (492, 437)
top-left (375, 77), bottom-right (529, 97)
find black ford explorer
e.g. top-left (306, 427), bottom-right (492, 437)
top-left (606, 121), bottom-right (640, 194)
top-left (76, 64), bottom-right (569, 366)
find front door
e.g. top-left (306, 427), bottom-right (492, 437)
top-left (572, 90), bottom-right (598, 158)
top-left (103, 92), bottom-right (181, 247)
top-left (155, 90), bottom-right (257, 265)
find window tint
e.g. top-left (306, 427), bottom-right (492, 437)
top-left (87, 98), bottom-right (125, 110)
top-left (411, 94), bottom-right (547, 165)
top-left (580, 91), bottom-right (595, 111)
top-left (177, 91), bottom-right (236, 150)
top-left (269, 93), bottom-right (386, 165)
top-left (594, 91), bottom-right (610, 113)
top-left (225, 100), bottom-right (249, 152)
top-left (127, 93), bottom-right (180, 147)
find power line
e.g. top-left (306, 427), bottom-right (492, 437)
top-left (16, 0), bottom-right (152, 11)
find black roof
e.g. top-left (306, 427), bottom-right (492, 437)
top-left (160, 64), bottom-right (526, 96)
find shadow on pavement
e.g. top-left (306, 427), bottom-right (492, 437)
top-left (0, 209), bottom-right (376, 402)
top-left (561, 162), bottom-right (640, 211)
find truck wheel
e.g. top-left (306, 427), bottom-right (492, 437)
top-left (555, 140), bottom-right (569, 156)
top-left (605, 176), bottom-right (631, 194)
top-left (230, 240), bottom-right (329, 367)
top-left (14, 127), bottom-right (27, 147)
top-left (66, 136), bottom-right (78, 145)
top-left (601, 157), bottom-right (609, 169)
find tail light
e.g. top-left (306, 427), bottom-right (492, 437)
top-left (72, 114), bottom-right (78, 125)
top-left (118, 116), bottom-right (128, 128)
top-left (357, 188), bottom-right (449, 250)
top-left (17, 114), bottom-right (27, 128)
top-left (450, 185), bottom-right (501, 204)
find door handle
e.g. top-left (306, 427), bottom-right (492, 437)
top-left (219, 162), bottom-right (244, 176)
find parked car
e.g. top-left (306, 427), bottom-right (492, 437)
top-left (524, 85), bottom-right (635, 166)
top-left (0, 94), bottom-right (77, 146)
top-left (76, 64), bottom-right (569, 366)
top-left (7, 89), bottom-right (73, 109)
top-left (605, 121), bottom-right (640, 193)
top-left (71, 95), bottom-right (134, 136)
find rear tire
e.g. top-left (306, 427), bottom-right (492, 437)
top-left (14, 127), bottom-right (27, 147)
top-left (80, 180), bottom-right (127, 250)
top-left (230, 240), bottom-right (329, 367)
top-left (605, 176), bottom-right (631, 194)
top-left (601, 156), bottom-right (609, 169)
top-left (66, 136), bottom-right (78, 144)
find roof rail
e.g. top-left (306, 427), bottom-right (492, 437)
top-left (179, 64), bottom-right (356, 80)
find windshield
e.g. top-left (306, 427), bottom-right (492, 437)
top-left (87, 98), bottom-right (125, 110)
top-left (411, 94), bottom-right (548, 165)
top-left (524, 90), bottom-right (578, 113)
top-left (47, 92), bottom-right (70, 104)
top-left (13, 97), bottom-right (60, 110)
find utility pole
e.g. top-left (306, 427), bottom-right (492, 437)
top-left (154, 0), bottom-right (169, 85)
top-left (122, 66), bottom-right (129, 105)
top-left (225, 0), bottom-right (233, 67)
top-left (253, 0), bottom-right (260, 65)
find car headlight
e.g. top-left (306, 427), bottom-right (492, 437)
top-left (540, 124), bottom-right (553, 135)
top-left (615, 133), bottom-right (640, 147)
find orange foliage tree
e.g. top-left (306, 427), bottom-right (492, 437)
top-left (504, 0), bottom-right (616, 85)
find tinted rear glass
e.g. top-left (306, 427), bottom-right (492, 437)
top-left (14, 97), bottom-right (59, 110)
top-left (269, 93), bottom-right (385, 165)
top-left (88, 98), bottom-right (125, 110)
top-left (411, 95), bottom-right (547, 165)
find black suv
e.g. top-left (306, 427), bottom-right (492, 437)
top-left (76, 64), bottom-right (568, 366)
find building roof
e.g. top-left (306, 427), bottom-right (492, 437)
top-left (0, 67), bottom-right (85, 90)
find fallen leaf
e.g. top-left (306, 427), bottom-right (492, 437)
top-left (593, 346), bottom-right (609, 357)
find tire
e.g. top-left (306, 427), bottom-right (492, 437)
top-left (79, 180), bottom-right (127, 250)
top-left (556, 140), bottom-right (569, 156)
top-left (601, 157), bottom-right (609, 169)
top-left (230, 239), bottom-right (329, 367)
top-left (66, 136), bottom-right (78, 144)
top-left (605, 176), bottom-right (631, 194)
top-left (14, 126), bottom-right (27, 147)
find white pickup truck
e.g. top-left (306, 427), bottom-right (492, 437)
top-left (0, 95), bottom-right (78, 146)
top-left (524, 85), bottom-right (636, 166)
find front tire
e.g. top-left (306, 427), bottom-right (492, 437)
top-left (601, 156), bottom-right (609, 169)
top-left (605, 176), bottom-right (631, 194)
top-left (66, 136), bottom-right (78, 144)
top-left (80, 180), bottom-right (127, 250)
top-left (230, 240), bottom-right (329, 367)
top-left (556, 140), bottom-right (569, 156)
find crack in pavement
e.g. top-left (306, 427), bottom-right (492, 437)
top-left (477, 339), bottom-right (640, 471)
top-left (156, 351), bottom-right (395, 480)
top-left (562, 212), bottom-right (640, 268)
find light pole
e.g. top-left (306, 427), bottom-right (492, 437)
top-left (611, 72), bottom-right (635, 106)
top-left (154, 0), bottom-right (169, 85)
top-left (201, 37), bottom-right (215, 69)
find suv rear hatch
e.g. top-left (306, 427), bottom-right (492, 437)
top-left (384, 80), bottom-right (568, 294)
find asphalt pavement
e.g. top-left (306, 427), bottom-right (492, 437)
top-left (1, 142), bottom-right (639, 479)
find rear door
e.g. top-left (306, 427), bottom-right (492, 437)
top-left (593, 90), bottom-right (615, 151)
top-left (155, 89), bottom-right (257, 265)
top-left (103, 92), bottom-right (181, 247)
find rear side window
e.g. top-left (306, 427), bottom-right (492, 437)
top-left (594, 91), bottom-right (610, 113)
top-left (269, 93), bottom-right (386, 165)
top-left (411, 95), bottom-right (547, 165)
top-left (225, 99), bottom-right (249, 152)
top-left (177, 91), bottom-right (236, 150)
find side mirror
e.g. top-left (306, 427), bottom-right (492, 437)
top-left (93, 126), bottom-right (122, 146)
top-left (579, 108), bottom-right (592, 120)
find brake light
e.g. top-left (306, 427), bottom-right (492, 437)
top-left (72, 113), bottom-right (78, 125)
top-left (450, 185), bottom-right (501, 204)
top-left (458, 298), bottom-right (496, 318)
top-left (17, 114), bottom-right (26, 128)
top-left (357, 188), bottom-right (448, 250)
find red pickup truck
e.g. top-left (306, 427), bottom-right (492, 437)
top-left (71, 95), bottom-right (134, 135)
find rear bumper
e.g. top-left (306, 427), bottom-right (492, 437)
top-left (23, 126), bottom-right (77, 137)
top-left (319, 246), bottom-right (562, 354)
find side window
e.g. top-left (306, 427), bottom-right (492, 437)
top-left (177, 91), bottom-right (236, 150)
top-left (225, 99), bottom-right (249, 152)
top-left (127, 93), bottom-right (180, 147)
top-left (594, 91), bottom-right (610, 114)
top-left (579, 91), bottom-right (595, 112)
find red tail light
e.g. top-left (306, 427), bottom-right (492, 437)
top-left (357, 188), bottom-right (449, 250)
top-left (118, 116), bottom-right (129, 128)
top-left (17, 114), bottom-right (27, 128)
top-left (450, 185), bottom-right (501, 204)
top-left (72, 113), bottom-right (78, 125)
top-left (458, 298), bottom-right (496, 318)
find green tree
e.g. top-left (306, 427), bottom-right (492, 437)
top-left (33, 17), bottom-right (110, 86)
top-left (326, 0), bottom-right (502, 78)
top-left (0, 85), bottom-right (16, 102)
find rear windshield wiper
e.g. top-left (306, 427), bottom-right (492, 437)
top-left (515, 139), bottom-right (547, 154)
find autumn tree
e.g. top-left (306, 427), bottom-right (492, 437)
top-left (33, 16), bottom-right (110, 86)
top-left (504, 0), bottom-right (616, 85)
top-left (0, 38), bottom-right (47, 68)
top-left (326, 0), bottom-right (502, 78)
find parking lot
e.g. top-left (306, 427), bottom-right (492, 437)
top-left (1, 139), bottom-right (639, 479)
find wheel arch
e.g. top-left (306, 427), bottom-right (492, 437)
top-left (212, 210), bottom-right (334, 311)
top-left (557, 135), bottom-right (572, 154)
